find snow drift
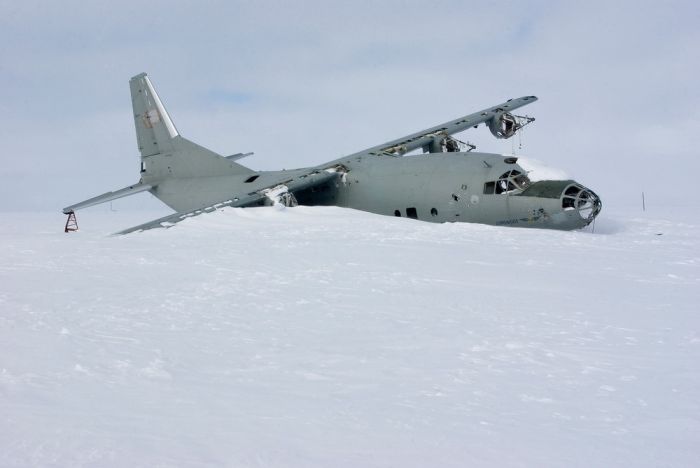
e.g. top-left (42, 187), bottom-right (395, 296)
top-left (1, 207), bottom-right (698, 467)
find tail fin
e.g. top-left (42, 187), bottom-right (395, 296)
top-left (130, 73), bottom-right (179, 158)
top-left (62, 74), bottom-right (254, 216)
top-left (129, 73), bottom-right (253, 178)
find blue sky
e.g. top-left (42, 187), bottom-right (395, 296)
top-left (1, 0), bottom-right (698, 211)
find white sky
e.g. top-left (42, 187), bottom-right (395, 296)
top-left (0, 0), bottom-right (698, 211)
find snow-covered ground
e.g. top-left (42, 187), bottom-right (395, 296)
top-left (1, 206), bottom-right (698, 467)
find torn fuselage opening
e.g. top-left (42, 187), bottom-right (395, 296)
top-left (261, 184), bottom-right (298, 207)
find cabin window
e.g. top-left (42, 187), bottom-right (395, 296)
top-left (484, 170), bottom-right (531, 195)
top-left (394, 210), bottom-right (401, 217)
top-left (565, 185), bottom-right (581, 197)
top-left (495, 178), bottom-right (512, 194)
top-left (496, 169), bottom-right (530, 193)
top-left (511, 171), bottom-right (529, 189)
top-left (406, 207), bottom-right (418, 219)
top-left (431, 208), bottom-right (438, 216)
top-left (244, 175), bottom-right (260, 183)
top-left (562, 185), bottom-right (582, 210)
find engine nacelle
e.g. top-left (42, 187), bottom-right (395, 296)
top-left (488, 112), bottom-right (518, 139)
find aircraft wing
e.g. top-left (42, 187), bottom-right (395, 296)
top-left (113, 194), bottom-right (264, 235)
top-left (62, 183), bottom-right (153, 214)
top-left (114, 169), bottom-right (340, 235)
top-left (346, 96), bottom-right (537, 157)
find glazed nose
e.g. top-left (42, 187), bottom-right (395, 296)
top-left (561, 184), bottom-right (602, 224)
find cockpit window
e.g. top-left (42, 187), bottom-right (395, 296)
top-left (512, 171), bottom-right (531, 190)
top-left (483, 170), bottom-right (531, 194)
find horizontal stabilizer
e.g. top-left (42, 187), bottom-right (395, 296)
top-left (225, 152), bottom-right (254, 161)
top-left (62, 183), bottom-right (152, 214)
top-left (113, 193), bottom-right (260, 235)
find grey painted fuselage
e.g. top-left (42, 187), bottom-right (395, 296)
top-left (145, 150), bottom-right (598, 231)
top-left (299, 152), bottom-right (590, 230)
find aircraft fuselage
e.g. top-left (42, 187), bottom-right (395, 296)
top-left (293, 152), bottom-right (600, 230)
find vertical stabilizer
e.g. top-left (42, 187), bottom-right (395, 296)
top-left (128, 72), bottom-right (254, 192)
top-left (130, 73), bottom-right (179, 157)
